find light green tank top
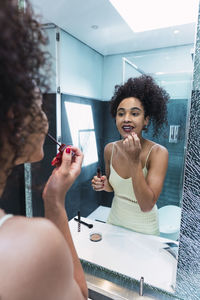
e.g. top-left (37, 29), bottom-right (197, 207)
top-left (107, 142), bottom-right (159, 236)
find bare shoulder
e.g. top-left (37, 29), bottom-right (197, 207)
top-left (148, 143), bottom-right (168, 169)
top-left (0, 216), bottom-right (67, 248)
top-left (0, 217), bottom-right (75, 300)
top-left (153, 143), bottom-right (168, 157)
top-left (104, 142), bottom-right (114, 159)
top-left (104, 142), bottom-right (113, 154)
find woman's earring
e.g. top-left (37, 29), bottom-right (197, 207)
top-left (143, 125), bottom-right (148, 132)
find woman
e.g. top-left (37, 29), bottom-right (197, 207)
top-left (92, 75), bottom-right (169, 236)
top-left (0, 1), bottom-right (87, 299)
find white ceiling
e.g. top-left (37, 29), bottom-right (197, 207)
top-left (30, 0), bottom-right (198, 55)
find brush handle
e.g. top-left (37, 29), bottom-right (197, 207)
top-left (74, 218), bottom-right (93, 229)
top-left (47, 133), bottom-right (61, 146)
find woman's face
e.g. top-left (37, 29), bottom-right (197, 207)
top-left (116, 97), bottom-right (149, 139)
top-left (15, 97), bottom-right (49, 165)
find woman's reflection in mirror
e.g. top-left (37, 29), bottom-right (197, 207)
top-left (0, 1), bottom-right (87, 299)
top-left (92, 75), bottom-right (169, 236)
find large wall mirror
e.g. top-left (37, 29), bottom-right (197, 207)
top-left (27, 0), bottom-right (200, 298)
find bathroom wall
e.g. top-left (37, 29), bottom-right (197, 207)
top-left (59, 30), bottom-right (104, 99)
top-left (143, 99), bottom-right (188, 208)
top-left (31, 93), bottom-right (57, 217)
top-left (102, 44), bottom-right (193, 100)
top-left (0, 165), bottom-right (26, 215)
top-left (42, 26), bottom-right (57, 93)
top-left (44, 26), bottom-right (104, 98)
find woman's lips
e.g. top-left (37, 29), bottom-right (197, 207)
top-left (122, 125), bottom-right (134, 133)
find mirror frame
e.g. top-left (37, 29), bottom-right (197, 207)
top-left (174, 2), bottom-right (200, 299)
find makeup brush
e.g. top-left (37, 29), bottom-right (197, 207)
top-left (74, 217), bottom-right (93, 229)
top-left (47, 133), bottom-right (61, 147)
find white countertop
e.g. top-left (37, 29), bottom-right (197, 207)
top-left (69, 217), bottom-right (178, 294)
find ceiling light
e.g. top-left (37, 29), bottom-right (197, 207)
top-left (174, 30), bottom-right (180, 34)
top-left (91, 25), bottom-right (98, 30)
top-left (109, 0), bottom-right (199, 32)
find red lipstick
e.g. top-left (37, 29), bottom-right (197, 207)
top-left (47, 133), bottom-right (75, 167)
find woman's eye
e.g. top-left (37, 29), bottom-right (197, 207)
top-left (117, 113), bottom-right (124, 116)
top-left (132, 112), bottom-right (139, 116)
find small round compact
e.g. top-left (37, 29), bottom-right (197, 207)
top-left (90, 232), bottom-right (102, 242)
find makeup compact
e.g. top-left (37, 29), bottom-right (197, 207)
top-left (90, 232), bottom-right (102, 242)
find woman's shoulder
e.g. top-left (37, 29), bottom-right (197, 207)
top-left (0, 215), bottom-right (67, 248)
top-left (152, 143), bottom-right (168, 155)
top-left (0, 216), bottom-right (73, 299)
top-left (104, 142), bottom-right (115, 155)
top-left (144, 140), bottom-right (168, 167)
top-left (0, 216), bottom-right (69, 257)
top-left (146, 140), bottom-right (168, 155)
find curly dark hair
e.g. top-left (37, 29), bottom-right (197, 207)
top-left (0, 1), bottom-right (50, 179)
top-left (110, 75), bottom-right (169, 136)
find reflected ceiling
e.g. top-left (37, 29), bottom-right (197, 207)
top-left (30, 0), bottom-right (197, 55)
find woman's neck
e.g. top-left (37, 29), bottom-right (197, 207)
top-left (140, 137), bottom-right (148, 149)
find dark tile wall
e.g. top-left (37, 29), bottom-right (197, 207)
top-left (0, 93), bottom-right (57, 217)
top-left (143, 99), bottom-right (188, 208)
top-left (31, 93), bottom-right (57, 217)
top-left (61, 95), bottom-right (119, 219)
top-left (30, 93), bottom-right (115, 219)
top-left (100, 101), bottom-right (120, 208)
top-left (0, 165), bottom-right (26, 215)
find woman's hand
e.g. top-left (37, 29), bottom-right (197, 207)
top-left (43, 146), bottom-right (83, 204)
top-left (122, 132), bottom-right (142, 163)
top-left (91, 175), bottom-right (113, 192)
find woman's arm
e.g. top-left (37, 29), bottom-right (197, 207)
top-left (123, 134), bottom-right (168, 212)
top-left (42, 146), bottom-right (88, 299)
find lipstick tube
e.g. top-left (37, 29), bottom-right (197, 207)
top-left (97, 167), bottom-right (101, 178)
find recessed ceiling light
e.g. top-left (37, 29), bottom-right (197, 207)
top-left (174, 30), bottom-right (180, 34)
top-left (155, 72), bottom-right (164, 75)
top-left (91, 25), bottom-right (98, 30)
top-left (109, 0), bottom-right (198, 32)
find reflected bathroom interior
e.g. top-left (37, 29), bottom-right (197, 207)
top-left (59, 47), bottom-right (192, 242)
top-left (1, 0), bottom-right (199, 298)
top-left (23, 12), bottom-right (194, 296)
